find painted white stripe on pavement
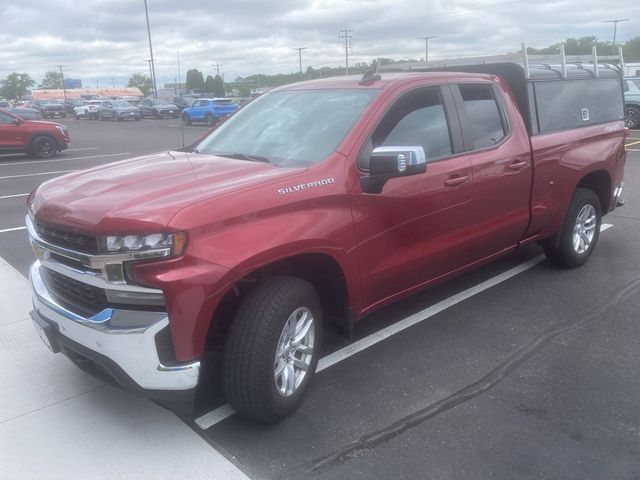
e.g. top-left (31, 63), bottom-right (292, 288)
top-left (195, 223), bottom-right (614, 430)
top-left (0, 152), bottom-right (131, 168)
top-left (0, 226), bottom-right (26, 234)
top-left (0, 257), bottom-right (250, 480)
top-left (0, 169), bottom-right (77, 180)
top-left (0, 193), bottom-right (29, 200)
top-left (65, 148), bottom-right (99, 152)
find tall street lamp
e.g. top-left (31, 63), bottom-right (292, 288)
top-left (144, 0), bottom-right (158, 98)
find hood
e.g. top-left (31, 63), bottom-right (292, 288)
top-left (24, 119), bottom-right (65, 128)
top-left (32, 151), bottom-right (304, 234)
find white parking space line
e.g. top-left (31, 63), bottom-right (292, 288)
top-left (0, 152), bottom-right (132, 168)
top-left (0, 257), bottom-right (250, 480)
top-left (0, 169), bottom-right (77, 180)
top-left (194, 223), bottom-right (614, 430)
top-left (0, 193), bottom-right (29, 200)
top-left (0, 226), bottom-right (26, 234)
top-left (65, 148), bottom-right (99, 152)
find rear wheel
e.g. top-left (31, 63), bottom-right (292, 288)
top-left (543, 188), bottom-right (601, 268)
top-left (30, 135), bottom-right (58, 159)
top-left (182, 113), bottom-right (192, 126)
top-left (625, 105), bottom-right (640, 129)
top-left (223, 276), bottom-right (323, 423)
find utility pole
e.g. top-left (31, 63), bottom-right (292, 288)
top-left (177, 51), bottom-right (182, 94)
top-left (213, 63), bottom-right (223, 76)
top-left (146, 59), bottom-right (155, 95)
top-left (339, 28), bottom-right (353, 76)
top-left (56, 65), bottom-right (67, 101)
top-left (144, 0), bottom-right (158, 98)
top-left (111, 78), bottom-right (115, 88)
top-left (293, 47), bottom-right (308, 74)
top-left (602, 19), bottom-right (630, 46)
top-left (417, 36), bottom-right (437, 63)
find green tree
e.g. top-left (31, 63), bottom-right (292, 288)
top-left (204, 75), bottom-right (215, 93)
top-left (39, 71), bottom-right (63, 89)
top-left (623, 36), bottom-right (640, 62)
top-left (213, 75), bottom-right (225, 97)
top-left (0, 72), bottom-right (35, 100)
top-left (186, 69), bottom-right (205, 90)
top-left (127, 72), bottom-right (153, 96)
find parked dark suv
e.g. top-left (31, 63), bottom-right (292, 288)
top-left (0, 109), bottom-right (69, 158)
top-left (39, 101), bottom-right (66, 119)
top-left (139, 98), bottom-right (179, 118)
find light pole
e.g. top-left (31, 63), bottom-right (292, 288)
top-left (293, 47), bottom-right (307, 74)
top-left (56, 65), bottom-right (67, 102)
top-left (144, 0), bottom-right (158, 98)
top-left (417, 36), bottom-right (437, 63)
top-left (602, 19), bottom-right (630, 46)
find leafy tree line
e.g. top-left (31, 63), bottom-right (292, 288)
top-left (2, 36), bottom-right (639, 100)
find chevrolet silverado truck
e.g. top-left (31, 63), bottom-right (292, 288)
top-left (27, 61), bottom-right (626, 422)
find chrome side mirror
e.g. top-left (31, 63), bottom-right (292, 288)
top-left (361, 146), bottom-right (427, 194)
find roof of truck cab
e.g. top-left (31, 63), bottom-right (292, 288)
top-left (272, 71), bottom-right (494, 91)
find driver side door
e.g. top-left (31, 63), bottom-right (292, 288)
top-left (350, 84), bottom-right (476, 311)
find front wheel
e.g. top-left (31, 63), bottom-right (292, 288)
top-left (182, 113), bottom-right (192, 126)
top-left (543, 188), bottom-right (601, 268)
top-left (30, 135), bottom-right (58, 159)
top-left (223, 276), bottom-right (323, 423)
top-left (205, 114), bottom-right (215, 127)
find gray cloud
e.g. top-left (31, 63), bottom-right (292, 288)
top-left (0, 0), bottom-right (636, 87)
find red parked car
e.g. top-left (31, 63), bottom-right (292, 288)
top-left (27, 61), bottom-right (626, 422)
top-left (0, 108), bottom-right (69, 158)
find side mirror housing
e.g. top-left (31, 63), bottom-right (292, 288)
top-left (360, 146), bottom-right (427, 194)
top-left (12, 118), bottom-right (21, 126)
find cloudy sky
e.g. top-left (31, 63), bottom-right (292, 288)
top-left (0, 0), bottom-right (636, 88)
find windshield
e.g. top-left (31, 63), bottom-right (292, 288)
top-left (154, 99), bottom-right (171, 105)
top-left (114, 100), bottom-right (132, 107)
top-left (196, 89), bottom-right (377, 166)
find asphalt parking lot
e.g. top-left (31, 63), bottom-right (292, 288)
top-left (1, 119), bottom-right (639, 479)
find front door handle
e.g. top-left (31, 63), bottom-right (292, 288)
top-left (444, 175), bottom-right (469, 187)
top-left (508, 161), bottom-right (528, 171)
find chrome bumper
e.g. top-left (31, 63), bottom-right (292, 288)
top-left (30, 261), bottom-right (200, 391)
top-left (612, 181), bottom-right (625, 210)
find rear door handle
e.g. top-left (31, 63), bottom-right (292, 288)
top-left (508, 161), bottom-right (528, 171)
top-left (444, 175), bottom-right (469, 187)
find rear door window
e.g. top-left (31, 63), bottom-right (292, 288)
top-left (457, 84), bottom-right (507, 149)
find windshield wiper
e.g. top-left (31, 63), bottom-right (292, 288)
top-left (213, 152), bottom-right (271, 163)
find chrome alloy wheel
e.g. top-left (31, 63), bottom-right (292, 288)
top-left (274, 307), bottom-right (315, 397)
top-left (572, 204), bottom-right (597, 254)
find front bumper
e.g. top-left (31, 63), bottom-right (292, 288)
top-left (30, 261), bottom-right (200, 411)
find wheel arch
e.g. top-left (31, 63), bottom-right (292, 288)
top-left (28, 132), bottom-right (60, 152)
top-left (205, 252), bottom-right (350, 351)
top-left (576, 169), bottom-right (611, 213)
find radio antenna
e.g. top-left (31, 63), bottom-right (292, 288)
top-left (177, 50), bottom-right (186, 150)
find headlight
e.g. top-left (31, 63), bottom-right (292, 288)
top-left (55, 125), bottom-right (67, 135)
top-left (100, 231), bottom-right (188, 257)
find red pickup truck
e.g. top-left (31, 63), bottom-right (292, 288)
top-left (27, 62), bottom-right (626, 422)
top-left (0, 108), bottom-right (70, 158)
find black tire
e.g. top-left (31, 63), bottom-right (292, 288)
top-left (30, 135), bottom-right (58, 159)
top-left (543, 188), bottom-right (601, 268)
top-left (154, 110), bottom-right (161, 119)
top-left (625, 105), bottom-right (640, 129)
top-left (98, 112), bottom-right (104, 121)
top-left (75, 114), bottom-right (80, 120)
top-left (223, 276), bottom-right (323, 423)
top-left (205, 114), bottom-right (215, 127)
top-left (114, 113), bottom-right (120, 122)
top-left (182, 113), bottom-right (192, 126)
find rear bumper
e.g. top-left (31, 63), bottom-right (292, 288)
top-left (29, 261), bottom-right (200, 411)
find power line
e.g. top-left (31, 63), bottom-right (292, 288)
top-left (292, 47), bottom-right (308, 74)
top-left (602, 18), bottom-right (630, 46)
top-left (417, 36), bottom-right (437, 63)
top-left (338, 28), bottom-right (353, 76)
top-left (212, 63), bottom-right (223, 76)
